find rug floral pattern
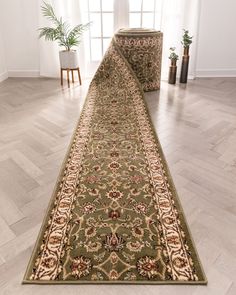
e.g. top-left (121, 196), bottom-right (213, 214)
top-left (23, 36), bottom-right (206, 284)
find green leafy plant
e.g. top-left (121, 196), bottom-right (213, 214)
top-left (181, 29), bottom-right (193, 48)
top-left (169, 47), bottom-right (179, 61)
top-left (38, 2), bottom-right (90, 51)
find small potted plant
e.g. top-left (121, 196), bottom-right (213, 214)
top-left (168, 47), bottom-right (179, 84)
top-left (180, 29), bottom-right (193, 83)
top-left (181, 29), bottom-right (193, 55)
top-left (39, 2), bottom-right (90, 70)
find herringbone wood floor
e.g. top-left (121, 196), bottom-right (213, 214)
top-left (0, 77), bottom-right (236, 294)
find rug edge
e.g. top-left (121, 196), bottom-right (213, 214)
top-left (22, 83), bottom-right (95, 283)
top-left (22, 279), bottom-right (208, 285)
top-left (112, 40), bottom-right (208, 283)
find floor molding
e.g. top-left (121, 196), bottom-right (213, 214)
top-left (3, 69), bottom-right (236, 82)
top-left (196, 68), bottom-right (236, 77)
top-left (4, 69), bottom-right (236, 79)
top-left (8, 70), bottom-right (40, 78)
top-left (0, 71), bottom-right (8, 82)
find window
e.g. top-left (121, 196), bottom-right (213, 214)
top-left (86, 0), bottom-right (165, 62)
top-left (88, 0), bottom-right (114, 61)
top-left (80, 0), bottom-right (197, 78)
top-left (129, 0), bottom-right (166, 30)
top-left (129, 0), bottom-right (156, 28)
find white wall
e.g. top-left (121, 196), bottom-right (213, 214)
top-left (196, 0), bottom-right (236, 77)
top-left (0, 28), bottom-right (7, 82)
top-left (0, 0), bottom-right (236, 79)
top-left (1, 0), bottom-right (39, 77)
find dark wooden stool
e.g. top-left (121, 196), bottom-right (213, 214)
top-left (60, 67), bottom-right (82, 88)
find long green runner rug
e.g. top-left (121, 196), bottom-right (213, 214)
top-left (23, 30), bottom-right (207, 284)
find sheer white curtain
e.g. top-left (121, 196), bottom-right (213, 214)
top-left (38, 0), bottom-right (87, 78)
top-left (38, 0), bottom-right (200, 79)
top-left (159, 0), bottom-right (201, 79)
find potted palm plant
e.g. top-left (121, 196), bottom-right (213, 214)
top-left (168, 47), bottom-right (179, 84)
top-left (39, 2), bottom-right (90, 69)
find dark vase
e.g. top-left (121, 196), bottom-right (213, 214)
top-left (168, 59), bottom-right (177, 85)
top-left (180, 46), bottom-right (190, 83)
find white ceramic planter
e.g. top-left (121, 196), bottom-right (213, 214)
top-left (59, 50), bottom-right (79, 69)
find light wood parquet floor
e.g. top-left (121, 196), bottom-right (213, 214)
top-left (0, 77), bottom-right (236, 295)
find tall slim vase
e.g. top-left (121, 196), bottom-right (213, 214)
top-left (180, 47), bottom-right (190, 83)
top-left (168, 60), bottom-right (177, 85)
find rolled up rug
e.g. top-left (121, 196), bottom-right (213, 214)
top-left (115, 28), bottom-right (163, 91)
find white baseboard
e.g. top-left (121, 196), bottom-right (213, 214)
top-left (0, 71), bottom-right (8, 82)
top-left (196, 68), bottom-right (236, 77)
top-left (4, 69), bottom-right (236, 80)
top-left (8, 70), bottom-right (40, 77)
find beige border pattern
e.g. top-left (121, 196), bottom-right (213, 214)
top-left (111, 47), bottom-right (197, 281)
top-left (29, 86), bottom-right (96, 280)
